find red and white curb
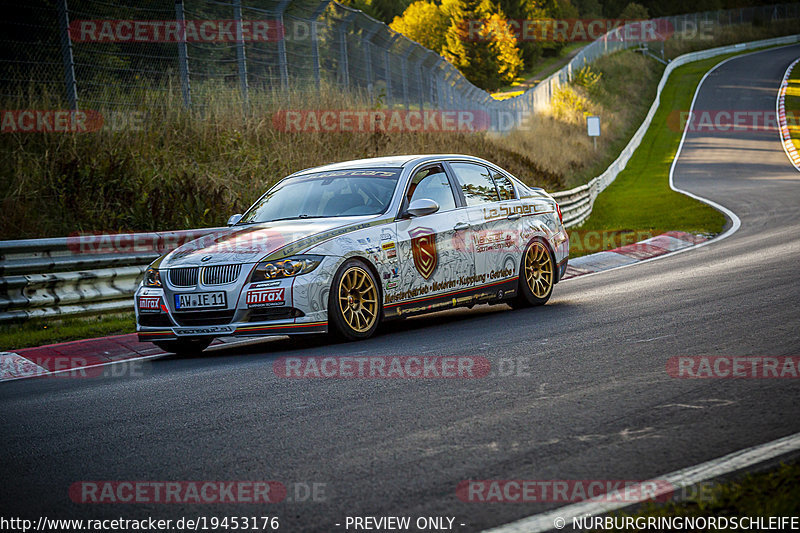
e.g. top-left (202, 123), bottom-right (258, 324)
top-left (1, 334), bottom-right (164, 382)
top-left (777, 57), bottom-right (800, 171)
top-left (562, 231), bottom-right (707, 280)
top-left (0, 334), bottom-right (254, 382)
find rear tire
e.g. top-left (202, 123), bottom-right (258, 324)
top-left (511, 238), bottom-right (555, 308)
top-left (328, 259), bottom-right (381, 341)
top-left (154, 338), bottom-right (212, 355)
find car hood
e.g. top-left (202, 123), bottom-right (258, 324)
top-left (161, 216), bottom-right (382, 268)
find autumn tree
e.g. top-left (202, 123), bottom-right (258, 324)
top-left (389, 0), bottom-right (449, 51)
top-left (392, 0), bottom-right (523, 90)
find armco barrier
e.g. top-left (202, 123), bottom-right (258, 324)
top-left (0, 229), bottom-right (221, 323)
top-left (2, 35), bottom-right (799, 324)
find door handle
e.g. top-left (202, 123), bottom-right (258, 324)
top-left (507, 213), bottom-right (521, 220)
top-left (453, 222), bottom-right (471, 231)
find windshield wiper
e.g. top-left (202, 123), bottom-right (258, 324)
top-left (240, 214), bottom-right (342, 224)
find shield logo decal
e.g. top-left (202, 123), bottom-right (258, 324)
top-left (409, 227), bottom-right (438, 280)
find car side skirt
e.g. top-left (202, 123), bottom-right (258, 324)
top-left (383, 277), bottom-right (519, 319)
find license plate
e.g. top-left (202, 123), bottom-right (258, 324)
top-left (174, 291), bottom-right (227, 310)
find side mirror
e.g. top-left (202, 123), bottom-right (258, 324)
top-left (227, 214), bottom-right (243, 226)
top-left (406, 198), bottom-right (440, 217)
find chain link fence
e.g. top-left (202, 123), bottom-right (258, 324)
top-left (1, 1), bottom-right (799, 128)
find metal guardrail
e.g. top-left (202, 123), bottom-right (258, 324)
top-left (2, 34), bottom-right (799, 324)
top-left (0, 229), bottom-right (221, 323)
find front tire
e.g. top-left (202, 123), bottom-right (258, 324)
top-left (512, 238), bottom-right (555, 308)
top-left (153, 338), bottom-right (212, 356)
top-left (328, 259), bottom-right (380, 341)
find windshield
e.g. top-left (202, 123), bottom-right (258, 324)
top-left (239, 169), bottom-right (401, 224)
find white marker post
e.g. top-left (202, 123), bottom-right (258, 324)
top-left (587, 115), bottom-right (600, 150)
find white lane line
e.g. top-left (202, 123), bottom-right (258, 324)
top-left (667, 54), bottom-right (743, 244)
top-left (483, 431), bottom-right (800, 533)
top-left (633, 334), bottom-right (674, 343)
top-left (776, 57), bottom-right (800, 171)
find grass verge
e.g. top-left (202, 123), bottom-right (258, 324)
top-left (603, 461), bottom-right (800, 528)
top-left (0, 313), bottom-right (135, 351)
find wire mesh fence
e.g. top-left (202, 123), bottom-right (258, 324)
top-left (1, 1), bottom-right (799, 130)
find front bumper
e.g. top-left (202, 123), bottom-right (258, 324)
top-left (135, 258), bottom-right (337, 341)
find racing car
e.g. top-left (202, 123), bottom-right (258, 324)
top-left (135, 155), bottom-right (569, 353)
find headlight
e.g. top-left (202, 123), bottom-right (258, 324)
top-left (250, 255), bottom-right (323, 282)
top-left (144, 268), bottom-right (162, 287)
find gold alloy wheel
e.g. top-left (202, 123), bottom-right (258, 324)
top-left (337, 266), bottom-right (378, 333)
top-left (524, 241), bottom-right (553, 299)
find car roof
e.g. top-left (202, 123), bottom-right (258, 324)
top-left (292, 154), bottom-right (492, 176)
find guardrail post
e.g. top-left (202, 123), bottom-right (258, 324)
top-left (338, 27), bottom-right (350, 90)
top-left (384, 37), bottom-right (397, 108)
top-left (362, 25), bottom-right (380, 101)
top-left (175, 0), bottom-right (191, 108)
top-left (417, 59), bottom-right (425, 110)
top-left (233, 0), bottom-right (248, 104)
top-left (311, 20), bottom-right (321, 89)
top-left (401, 47), bottom-right (413, 110)
top-left (276, 0), bottom-right (290, 90)
top-left (57, 0), bottom-right (78, 110)
top-left (309, 1), bottom-right (328, 91)
top-left (435, 60), bottom-right (447, 109)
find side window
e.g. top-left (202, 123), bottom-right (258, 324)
top-left (450, 162), bottom-right (500, 207)
top-left (407, 166), bottom-right (456, 212)
top-left (492, 172), bottom-right (516, 201)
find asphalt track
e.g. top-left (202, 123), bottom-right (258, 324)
top-left (1, 45), bottom-right (799, 532)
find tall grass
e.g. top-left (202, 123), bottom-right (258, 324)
top-left (501, 51), bottom-right (664, 189)
top-left (1, 80), bottom-right (569, 239)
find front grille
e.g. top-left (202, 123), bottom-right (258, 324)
top-left (202, 264), bottom-right (242, 285)
top-left (138, 314), bottom-right (173, 327)
top-left (169, 267), bottom-right (198, 287)
top-left (172, 310), bottom-right (236, 326)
